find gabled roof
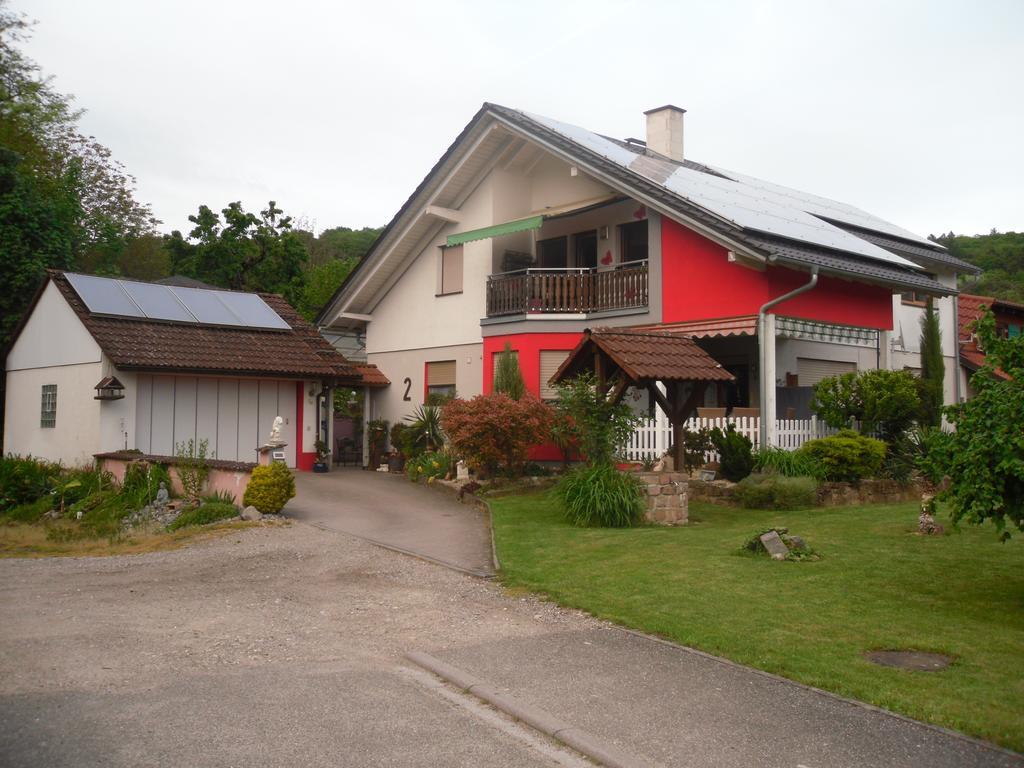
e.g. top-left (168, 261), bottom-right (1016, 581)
top-left (319, 103), bottom-right (953, 326)
top-left (553, 328), bottom-right (734, 385)
top-left (37, 271), bottom-right (364, 382)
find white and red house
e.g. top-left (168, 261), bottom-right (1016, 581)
top-left (314, 103), bottom-right (974, 455)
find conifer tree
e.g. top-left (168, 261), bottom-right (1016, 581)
top-left (494, 342), bottom-right (526, 400)
top-left (919, 297), bottom-right (945, 426)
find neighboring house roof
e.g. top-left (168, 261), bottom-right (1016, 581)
top-left (957, 293), bottom-right (1018, 382)
top-left (553, 328), bottom-right (735, 385)
top-left (320, 103), bottom-right (952, 325)
top-left (154, 275), bottom-right (221, 289)
top-left (37, 271), bottom-right (365, 382)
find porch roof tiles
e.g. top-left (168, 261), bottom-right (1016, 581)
top-left (553, 327), bottom-right (734, 386)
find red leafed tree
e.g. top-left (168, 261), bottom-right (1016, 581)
top-left (440, 394), bottom-right (554, 477)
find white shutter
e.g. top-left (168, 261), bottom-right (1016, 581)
top-left (796, 358), bottom-right (856, 387)
top-left (539, 350), bottom-right (570, 400)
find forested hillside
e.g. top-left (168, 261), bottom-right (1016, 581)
top-left (931, 230), bottom-right (1024, 303)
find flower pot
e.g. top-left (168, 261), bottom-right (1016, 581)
top-left (313, 462), bottom-right (329, 473)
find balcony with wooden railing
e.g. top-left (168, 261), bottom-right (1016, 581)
top-left (486, 261), bottom-right (649, 317)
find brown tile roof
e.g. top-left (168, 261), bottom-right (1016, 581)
top-left (553, 327), bottom-right (734, 385)
top-left (958, 294), bottom-right (993, 344)
top-left (49, 271), bottom-right (367, 382)
top-left (354, 363), bottom-right (390, 388)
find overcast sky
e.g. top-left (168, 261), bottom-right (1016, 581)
top-left (17, 0), bottom-right (1024, 239)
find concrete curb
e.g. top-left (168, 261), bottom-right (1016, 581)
top-left (406, 651), bottom-right (653, 768)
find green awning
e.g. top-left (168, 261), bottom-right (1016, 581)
top-left (446, 215), bottom-right (543, 247)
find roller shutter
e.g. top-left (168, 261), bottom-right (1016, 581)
top-left (539, 350), bottom-right (570, 400)
top-left (796, 358), bottom-right (856, 387)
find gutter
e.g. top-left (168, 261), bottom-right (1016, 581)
top-left (758, 264), bottom-right (819, 448)
top-left (952, 273), bottom-right (962, 403)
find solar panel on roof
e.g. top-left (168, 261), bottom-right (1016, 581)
top-left (518, 109), bottom-right (927, 269)
top-left (120, 280), bottom-right (195, 322)
top-left (65, 273), bottom-right (145, 318)
top-left (64, 273), bottom-right (291, 330)
top-left (215, 291), bottom-right (291, 330)
top-left (166, 286), bottom-right (243, 325)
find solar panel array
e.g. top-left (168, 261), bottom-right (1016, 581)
top-left (65, 273), bottom-right (291, 330)
top-left (522, 110), bottom-right (932, 269)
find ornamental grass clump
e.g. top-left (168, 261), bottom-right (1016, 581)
top-left (557, 463), bottom-right (645, 528)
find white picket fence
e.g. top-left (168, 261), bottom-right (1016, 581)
top-left (623, 414), bottom-right (838, 461)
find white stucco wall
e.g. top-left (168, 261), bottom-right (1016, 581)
top-left (888, 270), bottom-right (958, 404)
top-left (4, 362), bottom-right (103, 466)
top-left (4, 281), bottom-right (105, 465)
top-left (366, 343), bottom-right (483, 430)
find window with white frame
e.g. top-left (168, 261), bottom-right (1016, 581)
top-left (40, 384), bottom-right (57, 428)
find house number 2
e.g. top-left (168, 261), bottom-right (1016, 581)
top-left (403, 377), bottom-right (412, 401)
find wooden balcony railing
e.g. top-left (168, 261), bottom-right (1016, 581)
top-left (486, 262), bottom-right (649, 317)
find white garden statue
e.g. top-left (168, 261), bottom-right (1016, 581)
top-left (268, 416), bottom-right (284, 446)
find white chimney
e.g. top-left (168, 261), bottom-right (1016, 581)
top-left (644, 105), bottom-right (686, 162)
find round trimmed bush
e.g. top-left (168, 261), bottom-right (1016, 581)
top-left (797, 429), bottom-right (886, 482)
top-left (242, 462), bottom-right (296, 513)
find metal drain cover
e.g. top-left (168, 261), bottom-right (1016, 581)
top-left (865, 650), bottom-right (953, 671)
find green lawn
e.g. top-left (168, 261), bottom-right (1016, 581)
top-left (489, 492), bottom-right (1024, 752)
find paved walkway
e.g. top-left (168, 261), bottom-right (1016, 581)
top-left (286, 468), bottom-right (496, 576)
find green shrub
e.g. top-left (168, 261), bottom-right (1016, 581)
top-left (121, 462), bottom-right (172, 509)
top-left (557, 463), bottom-right (645, 527)
top-left (168, 502), bottom-right (238, 531)
top-left (811, 369), bottom-right (920, 443)
top-left (175, 438), bottom-right (211, 501)
top-left (406, 451), bottom-right (451, 482)
top-left (0, 454), bottom-right (60, 512)
top-left (390, 423), bottom-right (419, 459)
top-left (734, 473), bottom-right (818, 510)
top-left (200, 489), bottom-right (238, 506)
top-left (679, 427), bottom-right (713, 472)
top-left (242, 463), bottom-right (296, 513)
top-left (69, 489), bottom-right (135, 538)
top-left (553, 373), bottom-right (643, 466)
top-left (710, 425), bottom-right (754, 482)
top-left (797, 429), bottom-right (886, 482)
top-left (753, 447), bottom-right (825, 480)
top-left (3, 495), bottom-right (53, 523)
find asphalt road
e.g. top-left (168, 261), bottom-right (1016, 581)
top-left (286, 468), bottom-right (496, 576)
top-left (0, 520), bottom-right (1019, 768)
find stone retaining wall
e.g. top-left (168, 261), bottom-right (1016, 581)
top-left (637, 471), bottom-right (689, 524)
top-left (688, 475), bottom-right (922, 507)
top-left (95, 452), bottom-right (256, 505)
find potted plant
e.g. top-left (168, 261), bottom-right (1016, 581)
top-left (313, 439), bottom-right (330, 473)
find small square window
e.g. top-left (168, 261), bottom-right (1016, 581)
top-left (40, 384), bottom-right (57, 428)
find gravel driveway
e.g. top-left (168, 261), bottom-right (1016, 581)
top-left (0, 522), bottom-right (595, 768)
top-left (1, 521), bottom-right (1018, 768)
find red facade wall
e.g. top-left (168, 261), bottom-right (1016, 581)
top-left (483, 332), bottom-right (583, 461)
top-left (482, 332), bottom-right (584, 396)
top-left (660, 218), bottom-right (893, 330)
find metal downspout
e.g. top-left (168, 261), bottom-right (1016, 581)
top-left (758, 265), bottom-right (819, 449)
top-left (952, 274), bottom-right (962, 404)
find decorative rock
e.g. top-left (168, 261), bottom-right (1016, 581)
top-left (240, 505), bottom-right (262, 522)
top-left (759, 530), bottom-right (790, 560)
